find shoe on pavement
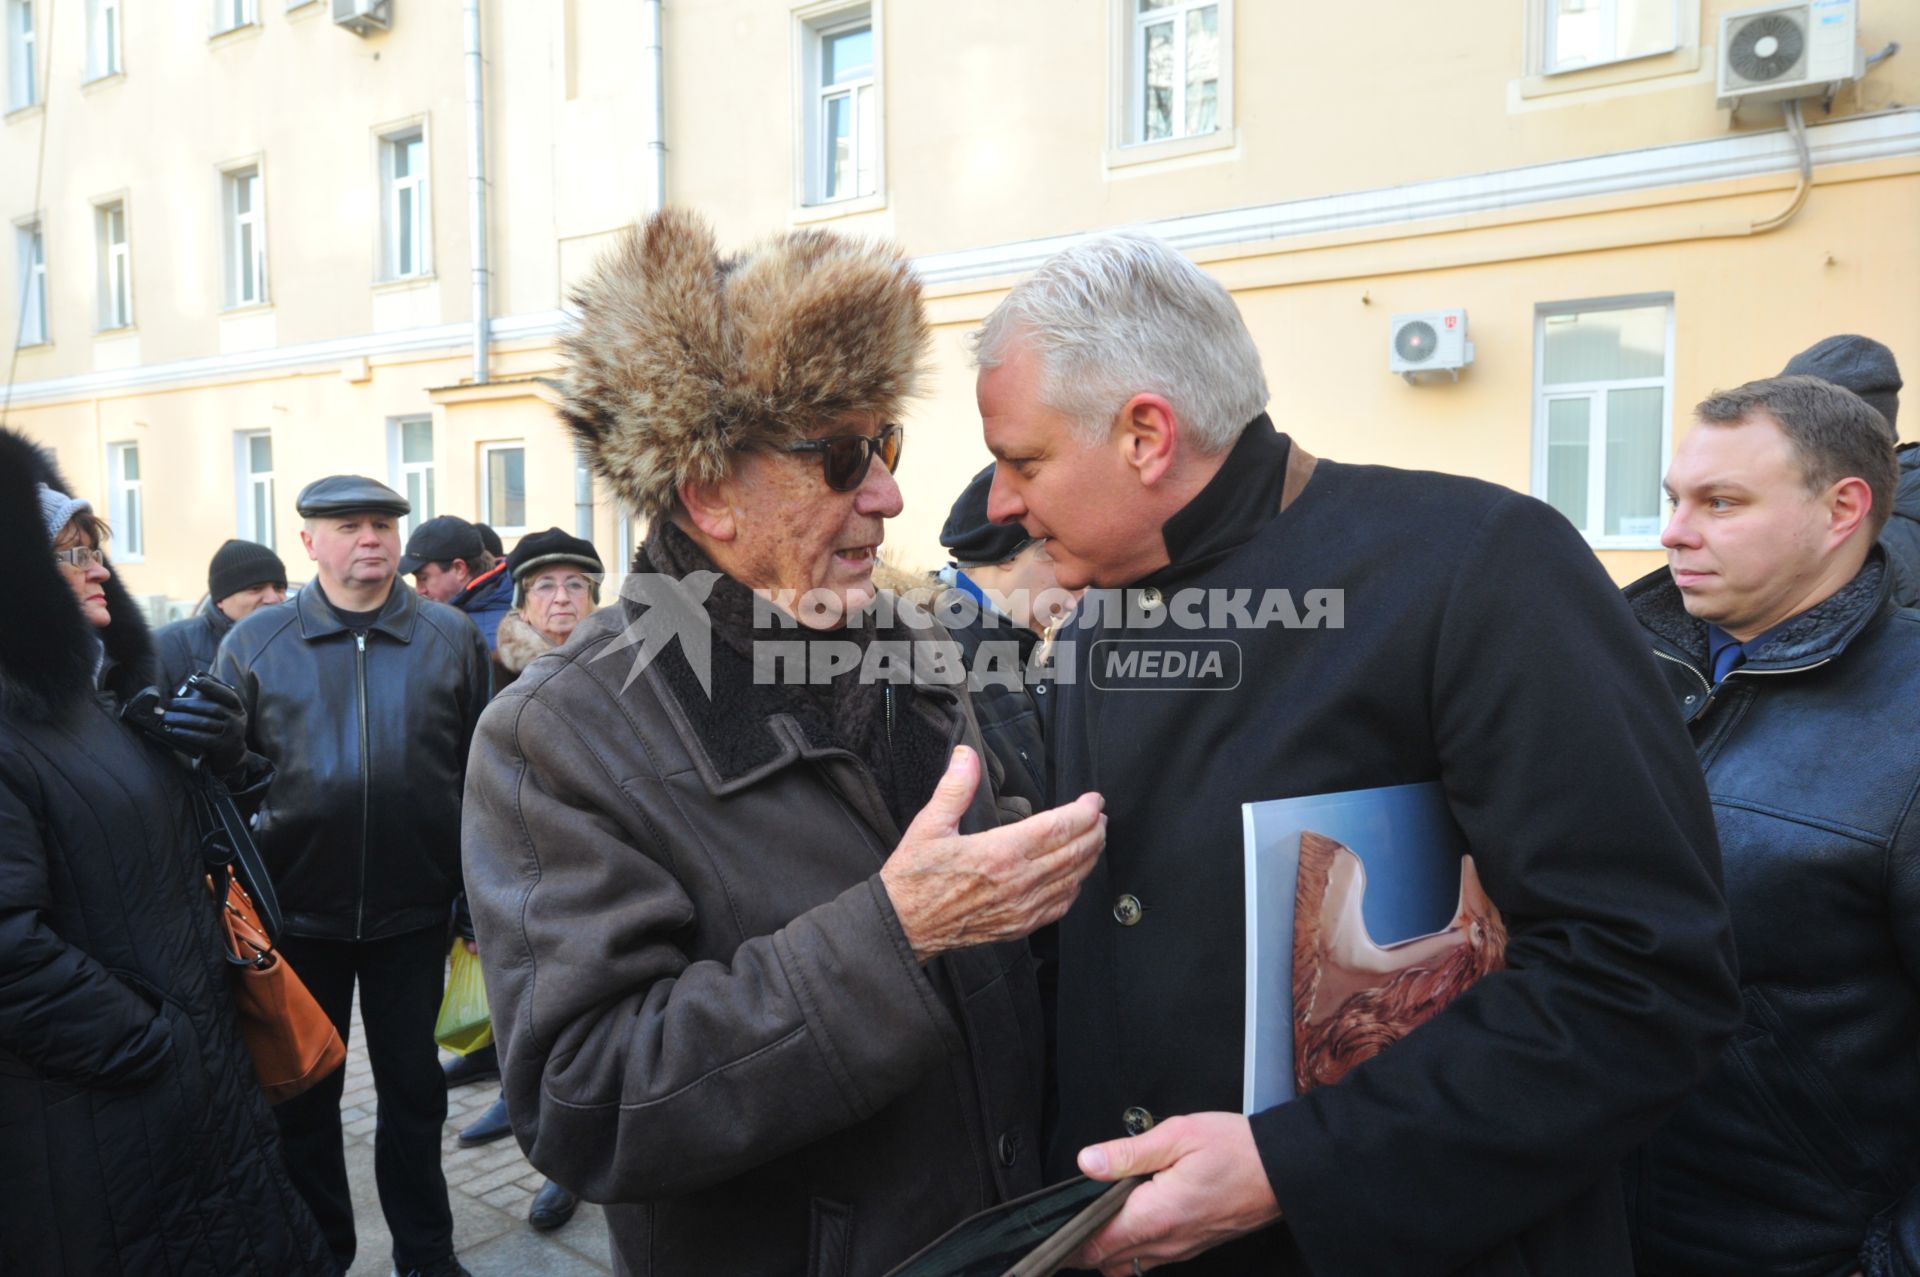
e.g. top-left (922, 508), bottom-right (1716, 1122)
top-left (528, 1179), bottom-right (579, 1232)
top-left (456, 1093), bottom-right (513, 1147)
top-left (389, 1259), bottom-right (473, 1277)
top-left (441, 1043), bottom-right (498, 1089)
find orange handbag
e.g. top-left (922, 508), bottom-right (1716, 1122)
top-left (206, 869), bottom-right (346, 1105)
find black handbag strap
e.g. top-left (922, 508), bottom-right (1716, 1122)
top-left (192, 771), bottom-right (286, 944)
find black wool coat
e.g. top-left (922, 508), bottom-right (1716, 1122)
top-left (153, 600), bottom-right (235, 692)
top-left (1044, 418), bottom-right (1741, 1276)
top-left (0, 429), bottom-right (334, 1275)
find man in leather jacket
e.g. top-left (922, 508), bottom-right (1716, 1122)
top-left (216, 474), bottom-right (492, 1277)
top-left (1624, 375), bottom-right (1920, 1277)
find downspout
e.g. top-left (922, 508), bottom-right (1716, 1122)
top-left (464, 0), bottom-right (490, 385)
top-left (644, 0), bottom-right (666, 212)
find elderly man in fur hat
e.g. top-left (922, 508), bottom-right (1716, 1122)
top-left (461, 210), bottom-right (1108, 1277)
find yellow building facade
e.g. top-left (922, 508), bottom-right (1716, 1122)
top-left (4, 0), bottom-right (1916, 610)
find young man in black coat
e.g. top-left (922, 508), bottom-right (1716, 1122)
top-left (969, 232), bottom-right (1741, 1276)
top-left (153, 537), bottom-right (288, 691)
top-left (1621, 376), bottom-right (1920, 1277)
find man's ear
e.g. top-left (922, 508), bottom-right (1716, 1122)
top-left (1115, 393), bottom-right (1180, 487)
top-left (678, 478), bottom-right (739, 542)
top-left (299, 527), bottom-right (319, 564)
top-left (1826, 475), bottom-right (1874, 548)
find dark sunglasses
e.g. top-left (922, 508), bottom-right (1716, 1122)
top-left (782, 424), bottom-right (904, 492)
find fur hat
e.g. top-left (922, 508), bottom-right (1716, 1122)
top-left (558, 207), bottom-right (930, 522)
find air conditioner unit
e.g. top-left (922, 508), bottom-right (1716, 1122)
top-left (1716, 0), bottom-right (1862, 109)
top-left (1390, 309), bottom-right (1474, 384)
top-left (333, 0), bottom-right (391, 36)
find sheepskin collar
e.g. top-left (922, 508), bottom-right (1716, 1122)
top-left (0, 427), bottom-right (158, 722)
top-left (1625, 547), bottom-right (1891, 674)
top-left (493, 610), bottom-right (552, 676)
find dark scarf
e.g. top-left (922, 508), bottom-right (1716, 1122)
top-left (643, 519), bottom-right (941, 828)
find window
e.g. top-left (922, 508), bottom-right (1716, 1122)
top-left (796, 8), bottom-right (882, 207)
top-left (16, 220), bottom-right (46, 345)
top-left (85, 0), bottom-right (120, 78)
top-left (1539, 0), bottom-right (1677, 75)
top-left (1534, 299), bottom-right (1673, 547)
top-left (1131, 0), bottom-right (1220, 144)
top-left (480, 443), bottom-right (526, 534)
top-left (382, 129), bottom-right (430, 279)
top-left (390, 416), bottom-right (435, 539)
top-left (7, 0), bottom-right (34, 111)
top-left (107, 441), bottom-right (143, 558)
top-left (214, 0), bottom-right (257, 35)
top-left (225, 167), bottom-right (267, 307)
top-left (237, 431), bottom-right (274, 549)
top-left (97, 201), bottom-right (131, 329)
top-left (574, 456), bottom-right (594, 540)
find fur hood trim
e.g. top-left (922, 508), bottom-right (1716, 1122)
top-left (0, 427), bottom-right (157, 722)
top-left (493, 610), bottom-right (552, 677)
top-left (558, 207), bottom-right (930, 521)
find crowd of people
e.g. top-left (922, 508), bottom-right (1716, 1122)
top-left (0, 205), bottom-right (1914, 1277)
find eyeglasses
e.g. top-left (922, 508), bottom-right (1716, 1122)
top-left (782, 424), bottom-right (904, 492)
top-left (53, 546), bottom-right (105, 570)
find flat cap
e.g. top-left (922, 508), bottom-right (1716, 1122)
top-left (399, 514), bottom-right (486, 575)
top-left (940, 464), bottom-right (1030, 566)
top-left (296, 474), bottom-right (411, 519)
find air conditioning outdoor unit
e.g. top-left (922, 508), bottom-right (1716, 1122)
top-left (333, 0), bottom-right (391, 37)
top-left (1390, 309), bottom-right (1474, 384)
top-left (1716, 0), bottom-right (1862, 109)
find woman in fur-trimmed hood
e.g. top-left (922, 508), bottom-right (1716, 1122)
top-left (463, 210), bottom-right (1101, 1277)
top-left (0, 427), bottom-right (334, 1275)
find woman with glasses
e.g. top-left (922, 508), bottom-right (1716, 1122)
top-left (0, 428), bottom-right (334, 1274)
top-left (490, 527), bottom-right (605, 693)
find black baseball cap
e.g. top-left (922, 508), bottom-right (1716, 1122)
top-left (399, 515), bottom-right (488, 576)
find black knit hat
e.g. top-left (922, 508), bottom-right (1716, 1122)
top-left (475, 522), bottom-right (505, 558)
top-left (208, 538), bottom-right (288, 603)
top-left (508, 527), bottom-right (604, 606)
top-left (940, 464), bottom-right (1031, 567)
top-left (1782, 335), bottom-right (1902, 434)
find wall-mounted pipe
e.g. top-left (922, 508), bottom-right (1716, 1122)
top-left (464, 0), bottom-right (490, 385)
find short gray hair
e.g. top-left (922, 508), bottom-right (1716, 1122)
top-left (971, 232), bottom-right (1269, 453)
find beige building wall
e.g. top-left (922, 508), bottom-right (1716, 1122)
top-left (3, 0), bottom-right (1916, 607)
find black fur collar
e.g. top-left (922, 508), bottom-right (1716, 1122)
top-left (1625, 547), bottom-right (1890, 669)
top-left (0, 428), bottom-right (157, 722)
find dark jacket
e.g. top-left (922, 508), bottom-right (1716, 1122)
top-left (453, 561), bottom-right (514, 651)
top-left (0, 430), bottom-right (333, 1276)
top-left (153, 601), bottom-right (235, 692)
top-left (215, 579), bottom-right (491, 940)
top-left (1045, 418), bottom-right (1740, 1276)
top-left (1882, 443), bottom-right (1920, 609)
top-left (462, 576), bottom-right (1046, 1277)
top-left (933, 579), bottom-right (1048, 812)
top-left (1623, 551), bottom-right (1920, 1277)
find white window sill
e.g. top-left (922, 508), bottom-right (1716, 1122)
top-left (487, 525), bottom-right (528, 539)
top-left (1106, 126), bottom-right (1237, 171)
top-left (374, 273), bottom-right (437, 291)
top-left (81, 70), bottom-right (126, 93)
top-left (94, 324), bottom-right (137, 336)
top-left (112, 553), bottom-right (147, 564)
top-left (14, 338), bottom-right (50, 350)
top-left (209, 21), bottom-right (263, 46)
top-left (5, 102), bottom-right (43, 124)
top-left (1519, 43), bottom-right (1700, 100)
top-left (221, 300), bottom-right (275, 316)
top-left (792, 192), bottom-right (887, 224)
top-left (1583, 537), bottom-right (1666, 552)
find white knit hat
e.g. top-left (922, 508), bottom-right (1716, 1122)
top-left (36, 483), bottom-right (92, 542)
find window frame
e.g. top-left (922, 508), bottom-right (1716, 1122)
top-left (85, 0), bottom-right (121, 80)
top-left (479, 441), bottom-right (527, 537)
top-left (1536, 0), bottom-right (1680, 77)
top-left (15, 217), bottom-right (46, 346)
top-left (107, 440), bottom-right (144, 561)
top-left (235, 430), bottom-right (275, 550)
top-left (1530, 294), bottom-right (1676, 551)
top-left (8, 0), bottom-right (35, 112)
top-left (388, 415), bottom-right (436, 541)
top-left (95, 198), bottom-right (132, 331)
top-left (791, 2), bottom-right (885, 213)
top-left (213, 0), bottom-right (258, 36)
top-left (380, 126), bottom-right (432, 281)
top-left (223, 164), bottom-right (268, 309)
top-left (1107, 0), bottom-right (1234, 167)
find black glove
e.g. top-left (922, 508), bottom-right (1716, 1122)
top-left (161, 676), bottom-right (249, 775)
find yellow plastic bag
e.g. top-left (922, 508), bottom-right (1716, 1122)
top-left (435, 941), bottom-right (494, 1056)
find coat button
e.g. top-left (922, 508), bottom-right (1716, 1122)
top-left (1139, 587), bottom-right (1163, 611)
top-left (1122, 1106), bottom-right (1155, 1136)
top-left (1112, 894), bottom-right (1143, 926)
top-left (1034, 682), bottom-right (1047, 696)
top-left (998, 1133), bottom-right (1018, 1167)
top-left (1684, 695), bottom-right (1696, 703)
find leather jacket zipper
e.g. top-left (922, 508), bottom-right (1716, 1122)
top-left (1655, 646), bottom-right (1836, 723)
top-left (884, 684), bottom-right (895, 754)
top-left (355, 630), bottom-right (370, 941)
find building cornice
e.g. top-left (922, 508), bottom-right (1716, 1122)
top-left (4, 108), bottom-right (1914, 408)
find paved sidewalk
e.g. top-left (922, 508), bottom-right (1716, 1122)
top-left (339, 997), bottom-right (613, 1277)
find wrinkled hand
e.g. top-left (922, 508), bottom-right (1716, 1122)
top-left (879, 745), bottom-right (1104, 961)
top-left (1073, 1113), bottom-right (1283, 1274)
top-left (161, 676), bottom-right (248, 774)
